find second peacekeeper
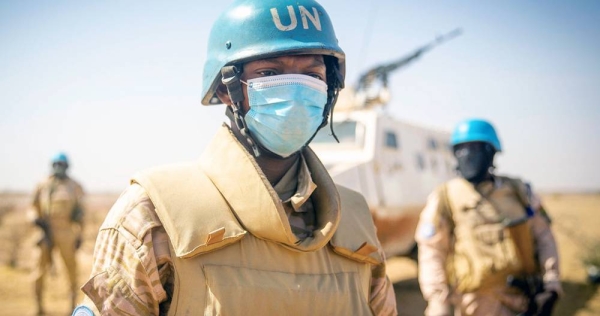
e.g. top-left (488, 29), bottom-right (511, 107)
top-left (415, 119), bottom-right (562, 316)
top-left (73, 0), bottom-right (397, 315)
top-left (32, 152), bottom-right (85, 314)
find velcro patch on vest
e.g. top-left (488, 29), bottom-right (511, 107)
top-left (132, 163), bottom-right (247, 259)
top-left (330, 243), bottom-right (380, 265)
top-left (206, 227), bottom-right (226, 246)
top-left (329, 185), bottom-right (383, 265)
top-left (355, 242), bottom-right (378, 257)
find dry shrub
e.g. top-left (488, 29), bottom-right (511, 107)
top-left (0, 194), bottom-right (33, 268)
top-left (583, 240), bottom-right (600, 267)
top-left (0, 202), bottom-right (14, 224)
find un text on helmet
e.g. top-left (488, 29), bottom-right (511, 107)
top-left (270, 6), bottom-right (322, 31)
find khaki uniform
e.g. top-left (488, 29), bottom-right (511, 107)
top-left (415, 176), bottom-right (561, 316)
top-left (79, 125), bottom-right (397, 315)
top-left (32, 175), bottom-right (84, 308)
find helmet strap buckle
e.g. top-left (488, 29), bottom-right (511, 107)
top-left (221, 65), bottom-right (245, 104)
top-left (221, 65), bottom-right (261, 157)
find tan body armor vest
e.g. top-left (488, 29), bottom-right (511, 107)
top-left (442, 177), bottom-right (534, 292)
top-left (133, 125), bottom-right (382, 315)
top-left (36, 177), bottom-right (81, 229)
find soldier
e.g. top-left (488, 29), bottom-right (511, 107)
top-left (32, 152), bottom-right (85, 314)
top-left (73, 0), bottom-right (397, 315)
top-left (415, 118), bottom-right (562, 315)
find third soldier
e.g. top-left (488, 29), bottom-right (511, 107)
top-left (415, 118), bottom-right (561, 315)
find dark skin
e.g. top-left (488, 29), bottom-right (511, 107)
top-left (52, 161), bottom-right (68, 179)
top-left (453, 141), bottom-right (495, 184)
top-left (216, 54), bottom-right (327, 185)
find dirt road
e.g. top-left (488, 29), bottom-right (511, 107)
top-left (0, 192), bottom-right (598, 315)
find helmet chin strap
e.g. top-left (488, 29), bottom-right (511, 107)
top-left (306, 56), bottom-right (344, 145)
top-left (225, 106), bottom-right (285, 159)
top-left (221, 65), bottom-right (261, 157)
top-left (221, 66), bottom-right (279, 159)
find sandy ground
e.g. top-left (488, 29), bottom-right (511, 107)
top-left (0, 192), bottom-right (598, 315)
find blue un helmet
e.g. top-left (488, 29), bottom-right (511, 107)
top-left (450, 119), bottom-right (502, 152)
top-left (201, 0), bottom-right (345, 106)
top-left (51, 152), bottom-right (69, 167)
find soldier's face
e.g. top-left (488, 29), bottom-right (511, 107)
top-left (217, 54), bottom-right (327, 112)
top-left (52, 161), bottom-right (68, 178)
top-left (454, 141), bottom-right (495, 182)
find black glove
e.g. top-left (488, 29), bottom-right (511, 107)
top-left (34, 218), bottom-right (54, 248)
top-left (536, 291), bottom-right (559, 316)
top-left (74, 236), bottom-right (82, 250)
top-left (34, 217), bottom-right (48, 228)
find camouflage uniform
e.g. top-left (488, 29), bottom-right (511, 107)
top-left (78, 127), bottom-right (397, 315)
top-left (32, 175), bottom-right (84, 312)
top-left (415, 176), bottom-right (561, 316)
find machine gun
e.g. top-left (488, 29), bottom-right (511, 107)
top-left (353, 28), bottom-right (462, 108)
top-left (504, 208), bottom-right (558, 316)
top-left (34, 217), bottom-right (53, 249)
top-left (35, 218), bottom-right (54, 249)
top-left (507, 274), bottom-right (544, 315)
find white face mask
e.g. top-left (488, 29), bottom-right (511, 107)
top-left (243, 74), bottom-right (328, 158)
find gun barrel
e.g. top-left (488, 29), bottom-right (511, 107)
top-left (355, 28), bottom-right (463, 93)
top-left (436, 28), bottom-right (463, 44)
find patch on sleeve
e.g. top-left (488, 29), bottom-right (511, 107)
top-left (72, 305), bottom-right (95, 316)
top-left (418, 222), bottom-right (436, 239)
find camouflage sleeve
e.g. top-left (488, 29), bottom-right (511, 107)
top-left (73, 180), bottom-right (85, 199)
top-left (71, 180), bottom-right (86, 224)
top-left (79, 184), bottom-right (173, 316)
top-left (415, 188), bottom-right (453, 316)
top-left (528, 189), bottom-right (563, 296)
top-left (369, 249), bottom-right (398, 316)
top-left (31, 182), bottom-right (42, 218)
top-left (76, 181), bottom-right (85, 209)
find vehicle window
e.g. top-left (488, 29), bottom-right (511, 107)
top-left (384, 131), bottom-right (399, 149)
top-left (312, 120), bottom-right (364, 146)
top-left (428, 137), bottom-right (438, 150)
top-left (416, 153), bottom-right (426, 170)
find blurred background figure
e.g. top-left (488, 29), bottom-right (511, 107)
top-left (415, 119), bottom-right (561, 315)
top-left (30, 152), bottom-right (84, 315)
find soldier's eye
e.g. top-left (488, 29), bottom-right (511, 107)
top-left (307, 73), bottom-right (325, 81)
top-left (258, 70), bottom-right (277, 77)
top-left (454, 148), bottom-right (468, 158)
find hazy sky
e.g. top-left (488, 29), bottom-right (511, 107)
top-left (1, 1), bottom-right (599, 193)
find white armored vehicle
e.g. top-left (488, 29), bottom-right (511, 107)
top-left (312, 30), bottom-right (462, 257)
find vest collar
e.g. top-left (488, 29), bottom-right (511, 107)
top-left (199, 124), bottom-right (340, 251)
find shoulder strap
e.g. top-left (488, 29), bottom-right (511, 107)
top-left (498, 177), bottom-right (539, 273)
top-left (442, 177), bottom-right (530, 230)
top-left (503, 177), bottom-right (535, 218)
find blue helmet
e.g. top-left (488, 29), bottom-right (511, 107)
top-left (201, 0), bottom-right (345, 105)
top-left (51, 152), bottom-right (69, 166)
top-left (450, 119), bottom-right (502, 152)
